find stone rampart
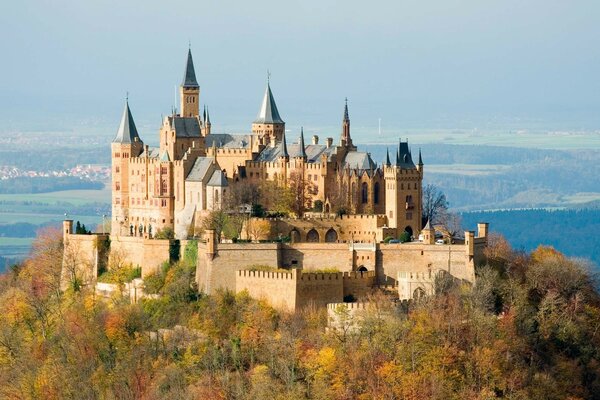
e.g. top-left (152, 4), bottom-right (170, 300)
top-left (342, 271), bottom-right (376, 299)
top-left (235, 269), bottom-right (299, 311)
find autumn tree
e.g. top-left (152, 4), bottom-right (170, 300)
top-left (288, 169), bottom-right (316, 217)
top-left (422, 184), bottom-right (449, 225)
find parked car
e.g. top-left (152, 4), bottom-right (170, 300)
top-left (435, 239), bottom-right (444, 245)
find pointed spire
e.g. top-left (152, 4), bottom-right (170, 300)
top-left (424, 219), bottom-right (432, 230)
top-left (343, 97), bottom-right (349, 122)
top-left (113, 99), bottom-right (140, 143)
top-left (385, 148), bottom-right (391, 166)
top-left (298, 127), bottom-right (307, 158)
top-left (182, 49), bottom-right (199, 88)
top-left (254, 80), bottom-right (284, 124)
top-left (206, 106), bottom-right (211, 124)
top-left (395, 147), bottom-right (400, 166)
top-left (279, 130), bottom-right (289, 159)
top-left (203, 105), bottom-right (207, 123)
top-left (418, 148), bottom-right (423, 166)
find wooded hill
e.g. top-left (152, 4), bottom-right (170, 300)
top-left (0, 229), bottom-right (599, 399)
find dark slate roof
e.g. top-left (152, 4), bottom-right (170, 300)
top-left (257, 142), bottom-right (336, 163)
top-left (171, 117), bottom-right (201, 138)
top-left (207, 170), bottom-right (228, 187)
top-left (396, 140), bottom-right (416, 169)
top-left (113, 101), bottom-right (140, 143)
top-left (182, 49), bottom-right (199, 88)
top-left (140, 147), bottom-right (160, 158)
top-left (186, 157), bottom-right (214, 181)
top-left (297, 128), bottom-right (307, 158)
top-left (205, 133), bottom-right (251, 149)
top-left (343, 151), bottom-right (377, 170)
top-left (254, 83), bottom-right (284, 124)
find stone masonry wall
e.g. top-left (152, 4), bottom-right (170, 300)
top-left (235, 269), bottom-right (298, 311)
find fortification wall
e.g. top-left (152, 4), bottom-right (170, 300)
top-left (378, 243), bottom-right (474, 285)
top-left (281, 243), bottom-right (350, 270)
top-left (235, 269), bottom-right (298, 311)
top-left (197, 242), bottom-right (280, 294)
top-left (109, 236), bottom-right (172, 277)
top-left (342, 271), bottom-right (376, 299)
top-left (296, 272), bottom-right (344, 309)
top-left (62, 233), bottom-right (109, 290)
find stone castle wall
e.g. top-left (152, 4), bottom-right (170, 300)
top-left (236, 269), bottom-right (298, 310)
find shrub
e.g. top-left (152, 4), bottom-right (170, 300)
top-left (399, 231), bottom-right (411, 243)
top-left (383, 236), bottom-right (395, 243)
top-left (154, 227), bottom-right (175, 240)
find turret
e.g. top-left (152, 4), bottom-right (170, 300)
top-left (203, 106), bottom-right (212, 135)
top-left (422, 220), bottom-right (435, 244)
top-left (180, 48), bottom-right (200, 117)
top-left (296, 127), bottom-right (307, 160)
top-left (111, 99), bottom-right (143, 236)
top-left (252, 78), bottom-right (285, 143)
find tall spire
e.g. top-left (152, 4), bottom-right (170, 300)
top-left (298, 127), bottom-right (307, 158)
top-left (279, 130), bottom-right (289, 158)
top-left (341, 98), bottom-right (353, 147)
top-left (203, 105), bottom-right (206, 123)
top-left (206, 106), bottom-right (211, 124)
top-left (113, 99), bottom-right (140, 143)
top-left (418, 148), bottom-right (423, 166)
top-left (182, 49), bottom-right (199, 88)
top-left (254, 81), bottom-right (284, 124)
top-left (385, 148), bottom-right (391, 166)
top-left (343, 97), bottom-right (349, 121)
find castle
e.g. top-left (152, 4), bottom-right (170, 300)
top-left (111, 49), bottom-right (423, 241)
top-left (62, 49), bottom-right (490, 310)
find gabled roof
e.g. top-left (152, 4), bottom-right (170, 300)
top-left (343, 151), bottom-right (377, 171)
top-left (254, 83), bottom-right (284, 124)
top-left (113, 101), bottom-right (140, 144)
top-left (182, 49), bottom-right (199, 88)
top-left (169, 116), bottom-right (201, 138)
top-left (205, 133), bottom-right (251, 149)
top-left (140, 146), bottom-right (160, 158)
top-left (207, 170), bottom-right (228, 187)
top-left (186, 157), bottom-right (214, 182)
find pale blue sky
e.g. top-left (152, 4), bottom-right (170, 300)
top-left (1, 0), bottom-right (599, 139)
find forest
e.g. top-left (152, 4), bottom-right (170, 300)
top-left (0, 229), bottom-right (599, 399)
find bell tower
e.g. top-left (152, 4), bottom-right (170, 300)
top-left (180, 48), bottom-right (200, 117)
top-left (251, 77), bottom-right (285, 144)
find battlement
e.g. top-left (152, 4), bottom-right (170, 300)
top-left (343, 270), bottom-right (376, 280)
top-left (327, 302), bottom-right (368, 311)
top-left (300, 272), bottom-right (342, 281)
top-left (236, 269), bottom-right (296, 280)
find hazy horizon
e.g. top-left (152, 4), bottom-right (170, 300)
top-left (2, 1), bottom-right (599, 143)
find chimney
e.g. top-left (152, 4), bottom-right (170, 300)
top-left (270, 136), bottom-right (277, 148)
top-left (326, 137), bottom-right (333, 148)
top-left (312, 135), bottom-right (319, 145)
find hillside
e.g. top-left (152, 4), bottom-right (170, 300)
top-left (1, 231), bottom-right (599, 399)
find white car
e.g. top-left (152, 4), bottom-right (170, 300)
top-left (435, 239), bottom-right (444, 245)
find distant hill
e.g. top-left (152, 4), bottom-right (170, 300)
top-left (462, 208), bottom-right (600, 269)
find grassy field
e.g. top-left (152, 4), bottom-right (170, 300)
top-left (0, 186), bottom-right (111, 205)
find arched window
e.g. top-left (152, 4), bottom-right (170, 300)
top-left (325, 228), bottom-right (338, 243)
top-left (374, 182), bottom-right (380, 204)
top-left (361, 182), bottom-right (368, 204)
top-left (306, 229), bottom-right (319, 243)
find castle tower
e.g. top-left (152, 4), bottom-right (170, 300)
top-left (180, 49), bottom-right (200, 118)
top-left (111, 99), bottom-right (143, 235)
top-left (252, 79), bottom-right (285, 144)
top-left (384, 139), bottom-right (423, 237)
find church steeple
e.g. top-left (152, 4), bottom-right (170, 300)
top-left (385, 148), bottom-right (391, 166)
top-left (340, 98), bottom-right (354, 149)
top-left (180, 48), bottom-right (200, 117)
top-left (279, 129), bottom-right (289, 159)
top-left (182, 48), bottom-right (199, 88)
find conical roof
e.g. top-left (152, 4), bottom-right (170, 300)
top-left (182, 49), bottom-right (199, 88)
top-left (113, 100), bottom-right (140, 144)
top-left (279, 130), bottom-right (289, 158)
top-left (254, 83), bottom-right (284, 124)
top-left (297, 127), bottom-right (307, 158)
top-left (423, 219), bottom-right (433, 230)
top-left (385, 148), bottom-right (391, 166)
